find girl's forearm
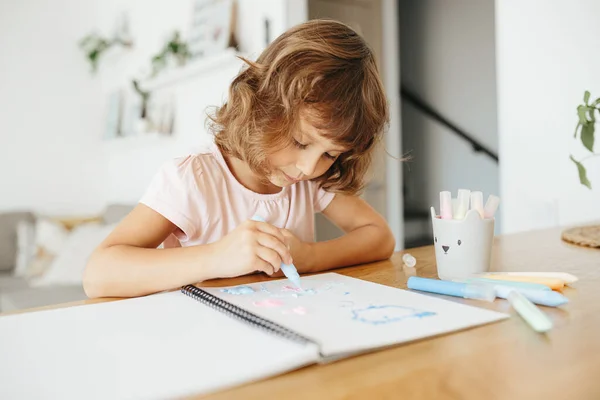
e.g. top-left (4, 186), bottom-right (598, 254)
top-left (83, 244), bottom-right (218, 298)
top-left (305, 224), bottom-right (395, 273)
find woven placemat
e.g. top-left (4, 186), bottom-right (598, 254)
top-left (561, 225), bottom-right (600, 248)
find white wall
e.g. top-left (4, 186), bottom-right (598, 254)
top-left (496, 0), bottom-right (600, 233)
top-left (0, 0), bottom-right (106, 215)
top-left (399, 0), bottom-right (501, 235)
top-left (0, 0), bottom-right (290, 216)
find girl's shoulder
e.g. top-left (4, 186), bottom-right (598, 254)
top-left (149, 144), bottom-right (226, 193)
top-left (161, 144), bottom-right (222, 176)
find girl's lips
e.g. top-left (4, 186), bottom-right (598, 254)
top-left (282, 171), bottom-right (301, 183)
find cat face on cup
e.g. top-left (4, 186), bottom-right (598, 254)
top-left (431, 209), bottom-right (482, 259)
top-left (430, 207), bottom-right (494, 280)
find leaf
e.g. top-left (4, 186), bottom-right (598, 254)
top-left (574, 122), bottom-right (581, 138)
top-left (570, 155), bottom-right (592, 189)
top-left (578, 105), bottom-right (589, 125)
top-left (584, 90), bottom-right (590, 105)
top-left (581, 122), bottom-right (595, 152)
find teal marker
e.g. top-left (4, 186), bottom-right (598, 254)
top-left (251, 215), bottom-right (302, 289)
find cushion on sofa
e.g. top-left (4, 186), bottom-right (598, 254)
top-left (0, 212), bottom-right (35, 272)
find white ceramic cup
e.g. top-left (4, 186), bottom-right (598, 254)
top-left (430, 207), bottom-right (495, 280)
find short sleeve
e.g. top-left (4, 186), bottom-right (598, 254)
top-left (313, 183), bottom-right (335, 213)
top-left (139, 156), bottom-right (202, 241)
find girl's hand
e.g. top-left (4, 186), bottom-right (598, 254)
top-left (270, 229), bottom-right (313, 277)
top-left (209, 220), bottom-right (292, 278)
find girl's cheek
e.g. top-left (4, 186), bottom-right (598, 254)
top-left (314, 159), bottom-right (335, 177)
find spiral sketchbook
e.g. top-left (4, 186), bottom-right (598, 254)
top-left (0, 273), bottom-right (508, 399)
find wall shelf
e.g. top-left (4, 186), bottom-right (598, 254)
top-left (141, 48), bottom-right (246, 91)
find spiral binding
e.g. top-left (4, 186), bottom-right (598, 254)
top-left (181, 285), bottom-right (316, 346)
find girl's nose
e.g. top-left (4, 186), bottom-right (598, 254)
top-left (297, 153), bottom-right (320, 177)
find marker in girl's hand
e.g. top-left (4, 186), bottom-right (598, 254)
top-left (250, 215), bottom-right (302, 289)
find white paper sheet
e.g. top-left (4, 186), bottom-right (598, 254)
top-left (0, 291), bottom-right (320, 400)
top-left (205, 273), bottom-right (509, 357)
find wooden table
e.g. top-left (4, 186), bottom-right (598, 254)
top-left (5, 227), bottom-right (600, 399)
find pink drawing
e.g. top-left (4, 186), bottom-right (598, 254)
top-left (282, 285), bottom-right (303, 293)
top-left (292, 306), bottom-right (307, 315)
top-left (282, 306), bottom-right (308, 315)
top-left (253, 299), bottom-right (284, 308)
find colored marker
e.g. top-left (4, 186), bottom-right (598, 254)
top-left (464, 277), bottom-right (551, 291)
top-left (250, 215), bottom-right (302, 289)
top-left (508, 290), bottom-right (553, 333)
top-left (483, 272), bottom-right (578, 285)
top-left (407, 276), bottom-right (496, 302)
top-left (440, 191), bottom-right (453, 219)
top-left (484, 195), bottom-right (500, 218)
top-left (481, 275), bottom-right (564, 291)
top-left (492, 285), bottom-right (568, 307)
top-left (454, 189), bottom-right (471, 219)
top-left (470, 191), bottom-right (484, 218)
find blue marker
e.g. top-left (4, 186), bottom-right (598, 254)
top-left (408, 277), bottom-right (568, 307)
top-left (489, 284), bottom-right (567, 307)
top-left (251, 215), bottom-right (302, 289)
top-left (407, 276), bottom-right (496, 302)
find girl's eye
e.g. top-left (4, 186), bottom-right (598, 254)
top-left (323, 153), bottom-right (337, 160)
top-left (293, 139), bottom-right (308, 149)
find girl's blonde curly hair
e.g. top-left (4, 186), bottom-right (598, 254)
top-left (208, 19), bottom-right (389, 195)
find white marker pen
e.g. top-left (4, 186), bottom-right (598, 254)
top-left (440, 191), bottom-right (453, 219)
top-left (484, 195), bottom-right (500, 218)
top-left (471, 191), bottom-right (484, 218)
top-left (454, 189), bottom-right (471, 219)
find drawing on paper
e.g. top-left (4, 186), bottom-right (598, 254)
top-left (220, 286), bottom-right (254, 295)
top-left (351, 305), bottom-right (436, 325)
top-left (253, 299), bottom-right (284, 308)
top-left (260, 283), bottom-right (316, 298)
top-left (282, 306), bottom-right (308, 315)
top-left (221, 280), bottom-right (345, 302)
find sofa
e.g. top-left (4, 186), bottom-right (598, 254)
top-left (0, 204), bottom-right (134, 313)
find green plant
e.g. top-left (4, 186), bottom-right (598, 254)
top-left (150, 31), bottom-right (191, 76)
top-left (571, 90), bottom-right (600, 189)
top-left (78, 32), bottom-right (132, 73)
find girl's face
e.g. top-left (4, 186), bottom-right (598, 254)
top-left (266, 114), bottom-right (347, 188)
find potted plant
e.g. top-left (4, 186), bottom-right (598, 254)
top-left (150, 31), bottom-right (191, 77)
top-left (570, 90), bottom-right (599, 189)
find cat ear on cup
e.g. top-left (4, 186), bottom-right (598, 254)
top-left (463, 209), bottom-right (483, 222)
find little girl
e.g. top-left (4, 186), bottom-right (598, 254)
top-left (84, 19), bottom-right (395, 298)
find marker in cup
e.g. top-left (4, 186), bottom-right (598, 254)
top-left (454, 189), bottom-right (471, 219)
top-left (470, 191), bottom-right (484, 218)
top-left (484, 195), bottom-right (500, 218)
top-left (440, 191), bottom-right (453, 219)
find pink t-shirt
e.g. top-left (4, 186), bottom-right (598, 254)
top-left (139, 143), bottom-right (335, 248)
